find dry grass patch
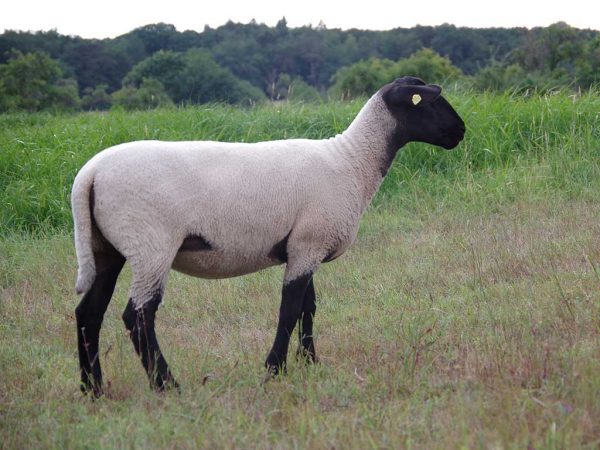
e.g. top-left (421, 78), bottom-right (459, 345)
top-left (2, 197), bottom-right (599, 448)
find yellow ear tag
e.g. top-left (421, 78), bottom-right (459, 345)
top-left (412, 94), bottom-right (422, 105)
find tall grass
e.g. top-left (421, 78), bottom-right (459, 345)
top-left (380, 90), bottom-right (600, 210)
top-left (1, 92), bottom-right (600, 448)
top-left (1, 90), bottom-right (599, 236)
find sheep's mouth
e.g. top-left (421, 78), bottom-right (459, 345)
top-left (440, 124), bottom-right (465, 149)
top-left (440, 132), bottom-right (464, 149)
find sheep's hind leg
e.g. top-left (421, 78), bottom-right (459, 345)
top-left (122, 289), bottom-right (179, 391)
top-left (75, 249), bottom-right (125, 397)
top-left (296, 276), bottom-right (318, 363)
top-left (265, 272), bottom-right (313, 375)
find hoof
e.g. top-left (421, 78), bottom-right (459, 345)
top-left (264, 353), bottom-right (287, 379)
top-left (152, 376), bottom-right (181, 393)
top-left (262, 364), bottom-right (286, 384)
top-left (296, 346), bottom-right (318, 364)
top-left (80, 380), bottom-right (103, 399)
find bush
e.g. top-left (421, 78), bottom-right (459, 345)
top-left (81, 84), bottom-right (112, 111)
top-left (48, 78), bottom-right (81, 111)
top-left (472, 63), bottom-right (570, 93)
top-left (268, 73), bottom-right (322, 102)
top-left (111, 78), bottom-right (173, 110)
top-left (329, 58), bottom-right (394, 100)
top-left (390, 48), bottom-right (463, 84)
top-left (329, 49), bottom-right (463, 100)
top-left (288, 78), bottom-right (322, 102)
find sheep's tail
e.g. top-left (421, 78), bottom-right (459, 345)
top-left (71, 166), bottom-right (96, 295)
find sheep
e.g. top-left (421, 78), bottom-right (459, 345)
top-left (72, 76), bottom-right (465, 396)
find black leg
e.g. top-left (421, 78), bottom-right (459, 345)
top-left (122, 294), bottom-right (179, 391)
top-left (297, 277), bottom-right (317, 363)
top-left (265, 273), bottom-right (312, 375)
top-left (75, 251), bottom-right (125, 397)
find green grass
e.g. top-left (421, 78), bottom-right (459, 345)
top-left (1, 92), bottom-right (600, 448)
top-left (2, 91), bottom-right (599, 234)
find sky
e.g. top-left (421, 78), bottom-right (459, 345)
top-left (1, 0), bottom-right (599, 38)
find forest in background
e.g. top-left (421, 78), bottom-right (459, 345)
top-left (0, 19), bottom-right (599, 111)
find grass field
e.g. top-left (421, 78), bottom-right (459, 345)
top-left (1, 91), bottom-right (600, 448)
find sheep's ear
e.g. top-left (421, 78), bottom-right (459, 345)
top-left (387, 84), bottom-right (442, 107)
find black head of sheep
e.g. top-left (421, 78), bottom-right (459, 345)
top-left (382, 76), bottom-right (466, 150)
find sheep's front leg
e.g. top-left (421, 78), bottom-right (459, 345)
top-left (265, 272), bottom-right (313, 375)
top-left (297, 277), bottom-right (318, 363)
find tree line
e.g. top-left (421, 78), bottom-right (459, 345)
top-left (0, 20), bottom-right (598, 112)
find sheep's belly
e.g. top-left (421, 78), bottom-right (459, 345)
top-left (171, 249), bottom-right (280, 279)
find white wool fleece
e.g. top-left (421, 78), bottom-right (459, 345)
top-left (72, 92), bottom-right (400, 307)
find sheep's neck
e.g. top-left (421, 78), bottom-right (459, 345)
top-left (333, 94), bottom-right (406, 212)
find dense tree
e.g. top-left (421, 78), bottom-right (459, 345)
top-left (575, 35), bottom-right (600, 87)
top-left (0, 29), bottom-right (74, 64)
top-left (0, 21), bottom-right (599, 111)
top-left (190, 20), bottom-right (544, 91)
top-left (122, 50), bottom-right (186, 97)
top-left (123, 49), bottom-right (265, 104)
top-left (484, 22), bottom-right (600, 90)
top-left (0, 51), bottom-right (79, 112)
top-left (178, 49), bottom-right (265, 104)
top-left (62, 40), bottom-right (130, 93)
top-left (127, 23), bottom-right (180, 54)
top-left (378, 29), bottom-right (422, 61)
top-left (212, 36), bottom-right (268, 88)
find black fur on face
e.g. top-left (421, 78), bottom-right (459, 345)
top-left (381, 76), bottom-right (466, 150)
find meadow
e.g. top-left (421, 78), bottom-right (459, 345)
top-left (1, 91), bottom-right (599, 448)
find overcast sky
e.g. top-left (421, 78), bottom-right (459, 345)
top-left (2, 0), bottom-right (598, 38)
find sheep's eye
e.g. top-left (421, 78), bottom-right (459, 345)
top-left (412, 94), bottom-right (422, 106)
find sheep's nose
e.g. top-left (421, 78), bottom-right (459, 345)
top-left (456, 122), bottom-right (466, 139)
